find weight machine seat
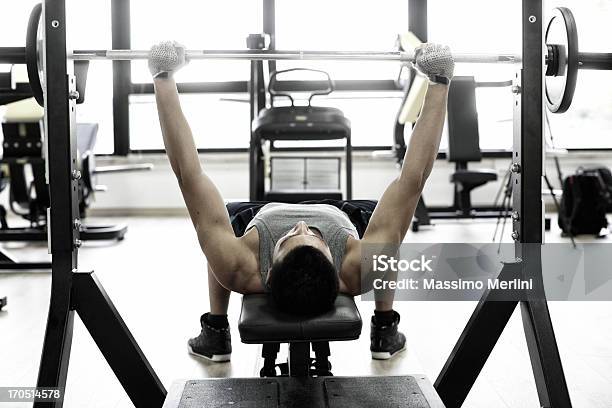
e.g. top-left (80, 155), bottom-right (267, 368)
top-left (450, 169), bottom-right (497, 186)
top-left (264, 190), bottom-right (343, 203)
top-left (238, 293), bottom-right (362, 344)
top-left (253, 106), bottom-right (351, 141)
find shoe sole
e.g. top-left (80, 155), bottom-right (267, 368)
top-left (371, 344), bottom-right (406, 360)
top-left (187, 345), bottom-right (231, 362)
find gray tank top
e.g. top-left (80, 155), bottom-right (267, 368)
top-left (246, 203), bottom-right (358, 288)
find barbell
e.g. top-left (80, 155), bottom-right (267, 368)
top-left (70, 49), bottom-right (521, 63)
top-left (1, 4), bottom-right (611, 113)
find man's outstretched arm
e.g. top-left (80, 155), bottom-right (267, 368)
top-left (151, 42), bottom-right (251, 290)
top-left (363, 44), bottom-right (453, 245)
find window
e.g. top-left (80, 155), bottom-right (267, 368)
top-left (0, 0), bottom-right (42, 145)
top-left (315, 93), bottom-right (404, 147)
top-left (0, 1), bottom-right (41, 47)
top-left (474, 87), bottom-right (514, 151)
top-left (429, 0), bottom-right (612, 150)
top-left (123, 1), bottom-right (611, 152)
top-left (68, 0), bottom-right (114, 154)
top-left (128, 0), bottom-right (408, 152)
top-left (129, 93), bottom-right (251, 150)
top-left (428, 0), bottom-right (520, 152)
top-left (274, 0), bottom-right (408, 80)
top-left (130, 0), bottom-right (262, 83)
top-left (128, 0), bottom-right (263, 152)
top-left (0, 1), bottom-right (114, 154)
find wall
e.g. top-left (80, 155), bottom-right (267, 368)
top-left (90, 151), bottom-right (612, 214)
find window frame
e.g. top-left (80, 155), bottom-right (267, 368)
top-left (112, 0), bottom-right (612, 156)
top-left (113, 0), bottom-right (414, 155)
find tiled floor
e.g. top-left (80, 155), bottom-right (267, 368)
top-left (1, 216), bottom-right (611, 407)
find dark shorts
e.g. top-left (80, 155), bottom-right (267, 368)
top-left (226, 199), bottom-right (377, 239)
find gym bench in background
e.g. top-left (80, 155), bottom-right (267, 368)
top-left (410, 77), bottom-right (506, 231)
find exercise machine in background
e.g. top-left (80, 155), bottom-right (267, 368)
top-left (251, 68), bottom-right (352, 202)
top-left (0, 67), bottom-right (52, 270)
top-left (393, 74), bottom-right (512, 232)
top-left (391, 34), bottom-right (511, 232)
top-left (0, 66), bottom-right (153, 270)
top-left (410, 77), bottom-right (512, 231)
top-left (0, 100), bottom-right (128, 261)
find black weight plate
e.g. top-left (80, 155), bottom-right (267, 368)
top-left (545, 7), bottom-right (578, 113)
top-left (26, 3), bottom-right (44, 107)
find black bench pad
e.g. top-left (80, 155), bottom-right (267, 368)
top-left (238, 294), bottom-right (362, 344)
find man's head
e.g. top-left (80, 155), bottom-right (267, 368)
top-left (268, 221), bottom-right (339, 315)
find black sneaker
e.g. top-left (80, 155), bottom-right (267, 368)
top-left (370, 311), bottom-right (406, 360)
top-left (187, 313), bottom-right (232, 362)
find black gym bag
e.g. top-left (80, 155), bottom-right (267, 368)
top-left (588, 166), bottom-right (612, 211)
top-left (558, 167), bottom-right (610, 236)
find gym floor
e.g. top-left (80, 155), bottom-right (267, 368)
top-left (1, 216), bottom-right (610, 408)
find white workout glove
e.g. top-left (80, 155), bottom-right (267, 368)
top-left (148, 41), bottom-right (188, 79)
top-left (413, 43), bottom-right (454, 85)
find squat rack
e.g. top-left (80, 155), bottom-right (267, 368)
top-left (34, 0), bottom-right (571, 407)
top-left (35, 1), bottom-right (165, 406)
top-left (434, 2), bottom-right (572, 407)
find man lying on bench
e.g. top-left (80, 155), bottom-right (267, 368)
top-left (149, 42), bottom-right (453, 362)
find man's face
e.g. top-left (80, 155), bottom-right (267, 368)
top-left (272, 221), bottom-right (333, 265)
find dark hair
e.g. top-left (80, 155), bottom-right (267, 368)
top-left (268, 245), bottom-right (339, 315)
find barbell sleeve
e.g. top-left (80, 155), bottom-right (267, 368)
top-left (578, 52), bottom-right (612, 70)
top-left (68, 49), bottom-right (522, 64)
top-left (0, 47), bottom-right (27, 64)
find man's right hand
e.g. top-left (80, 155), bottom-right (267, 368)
top-left (148, 41), bottom-right (188, 79)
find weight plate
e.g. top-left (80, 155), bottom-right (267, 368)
top-left (26, 3), bottom-right (44, 107)
top-left (545, 7), bottom-right (578, 113)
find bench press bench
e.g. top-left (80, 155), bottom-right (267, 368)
top-left (240, 293), bottom-right (362, 377)
top-left (163, 294), bottom-right (445, 407)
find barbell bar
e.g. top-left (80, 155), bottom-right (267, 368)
top-left (68, 49), bottom-right (522, 64)
top-left (68, 50), bottom-right (612, 69)
top-left (0, 47), bottom-right (522, 65)
top-left (4, 46), bottom-right (610, 68)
